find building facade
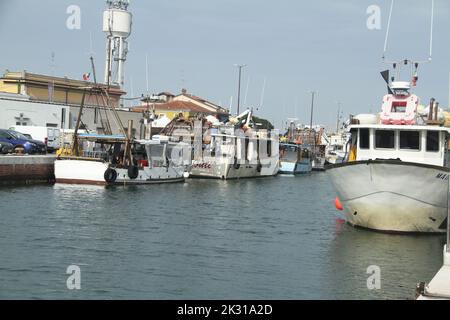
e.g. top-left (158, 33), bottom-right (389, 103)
top-left (0, 71), bottom-right (145, 138)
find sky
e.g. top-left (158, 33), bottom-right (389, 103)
top-left (1, 0), bottom-right (449, 130)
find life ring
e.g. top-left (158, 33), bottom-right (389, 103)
top-left (104, 168), bottom-right (117, 184)
top-left (128, 165), bottom-right (139, 179)
top-left (233, 157), bottom-right (240, 170)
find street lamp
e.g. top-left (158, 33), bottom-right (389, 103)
top-left (235, 64), bottom-right (247, 115)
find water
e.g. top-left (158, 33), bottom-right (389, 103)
top-left (0, 173), bottom-right (445, 299)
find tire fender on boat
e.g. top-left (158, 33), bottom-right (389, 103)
top-left (128, 165), bottom-right (139, 179)
top-left (233, 157), bottom-right (240, 170)
top-left (104, 168), bottom-right (118, 184)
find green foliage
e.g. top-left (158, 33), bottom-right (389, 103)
top-left (252, 116), bottom-right (274, 130)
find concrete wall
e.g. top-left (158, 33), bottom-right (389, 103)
top-left (0, 96), bottom-right (145, 138)
top-left (0, 96), bottom-right (70, 129)
top-left (0, 155), bottom-right (56, 185)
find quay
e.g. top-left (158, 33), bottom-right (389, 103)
top-left (0, 155), bottom-right (56, 185)
top-left (417, 246), bottom-right (450, 300)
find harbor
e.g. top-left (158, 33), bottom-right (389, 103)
top-left (1, 0), bottom-right (450, 302)
top-left (0, 174), bottom-right (445, 299)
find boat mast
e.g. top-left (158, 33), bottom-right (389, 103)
top-left (309, 91), bottom-right (316, 154)
top-left (72, 89), bottom-right (88, 157)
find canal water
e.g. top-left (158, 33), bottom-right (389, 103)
top-left (0, 173), bottom-right (445, 299)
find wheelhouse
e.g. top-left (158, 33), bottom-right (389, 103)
top-left (348, 125), bottom-right (450, 167)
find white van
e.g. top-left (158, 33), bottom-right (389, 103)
top-left (9, 125), bottom-right (61, 151)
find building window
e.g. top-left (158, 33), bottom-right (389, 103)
top-left (359, 129), bottom-right (370, 149)
top-left (426, 131), bottom-right (440, 152)
top-left (46, 123), bottom-right (58, 128)
top-left (94, 107), bottom-right (99, 124)
top-left (61, 108), bottom-right (66, 128)
top-left (400, 131), bottom-right (420, 150)
top-left (375, 130), bottom-right (395, 149)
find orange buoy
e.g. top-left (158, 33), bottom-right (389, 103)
top-left (335, 197), bottom-right (343, 211)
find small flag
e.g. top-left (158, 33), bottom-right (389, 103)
top-left (412, 73), bottom-right (418, 87)
top-left (83, 73), bottom-right (90, 81)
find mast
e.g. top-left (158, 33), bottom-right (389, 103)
top-left (72, 90), bottom-right (87, 157)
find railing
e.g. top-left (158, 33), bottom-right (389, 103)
top-left (447, 176), bottom-right (450, 253)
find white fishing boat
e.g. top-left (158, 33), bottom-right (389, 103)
top-left (189, 110), bottom-right (279, 179)
top-left (327, 76), bottom-right (450, 233)
top-left (279, 143), bottom-right (312, 174)
top-left (55, 135), bottom-right (185, 185)
top-left (55, 87), bottom-right (186, 185)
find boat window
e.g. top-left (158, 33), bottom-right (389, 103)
top-left (391, 101), bottom-right (407, 113)
top-left (375, 130), bottom-right (395, 149)
top-left (426, 131), bottom-right (440, 152)
top-left (146, 144), bottom-right (165, 160)
top-left (399, 131), bottom-right (420, 150)
top-left (359, 129), bottom-right (370, 149)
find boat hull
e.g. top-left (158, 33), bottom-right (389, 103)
top-left (55, 159), bottom-right (184, 185)
top-left (327, 160), bottom-right (449, 233)
top-left (279, 160), bottom-right (312, 174)
top-left (190, 157), bottom-right (279, 179)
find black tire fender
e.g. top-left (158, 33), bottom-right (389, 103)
top-left (128, 165), bottom-right (139, 180)
top-left (233, 157), bottom-right (240, 170)
top-left (256, 162), bottom-right (262, 172)
top-left (104, 168), bottom-right (118, 183)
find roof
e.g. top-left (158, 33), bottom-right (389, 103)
top-left (177, 91), bottom-right (228, 113)
top-left (133, 101), bottom-right (215, 114)
top-left (1, 71), bottom-right (125, 95)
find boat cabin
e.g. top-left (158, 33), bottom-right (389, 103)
top-left (349, 124), bottom-right (450, 167)
top-left (279, 143), bottom-right (311, 163)
top-left (201, 131), bottom-right (276, 163)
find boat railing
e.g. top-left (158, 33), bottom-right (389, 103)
top-left (447, 176), bottom-right (450, 253)
top-left (82, 150), bottom-right (108, 159)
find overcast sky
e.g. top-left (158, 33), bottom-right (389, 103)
top-left (1, 0), bottom-right (449, 129)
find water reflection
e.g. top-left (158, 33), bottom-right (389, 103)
top-left (327, 223), bottom-right (445, 299)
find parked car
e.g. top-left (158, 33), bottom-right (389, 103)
top-left (0, 129), bottom-right (47, 154)
top-left (0, 141), bottom-right (14, 154)
top-left (9, 126), bottom-right (61, 152)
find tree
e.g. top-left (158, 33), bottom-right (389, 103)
top-left (252, 116), bottom-right (274, 130)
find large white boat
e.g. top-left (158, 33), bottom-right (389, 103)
top-left (189, 110), bottom-right (279, 179)
top-left (327, 75), bottom-right (450, 233)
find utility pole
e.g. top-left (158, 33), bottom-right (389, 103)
top-left (235, 64), bottom-right (247, 115)
top-left (336, 101), bottom-right (342, 133)
top-left (309, 91), bottom-right (316, 134)
top-left (309, 91), bottom-right (317, 155)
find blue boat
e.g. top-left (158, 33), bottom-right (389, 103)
top-left (279, 143), bottom-right (312, 174)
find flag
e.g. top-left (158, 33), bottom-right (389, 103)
top-left (83, 73), bottom-right (90, 81)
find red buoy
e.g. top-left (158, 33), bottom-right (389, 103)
top-left (335, 197), bottom-right (343, 211)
